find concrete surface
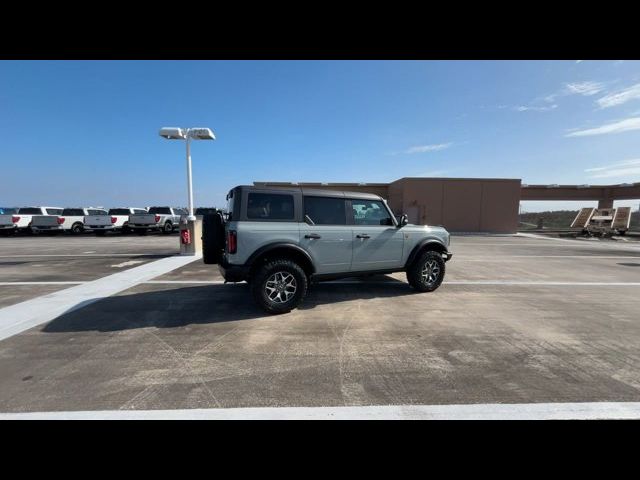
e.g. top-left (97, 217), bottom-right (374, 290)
top-left (0, 235), bottom-right (177, 307)
top-left (1, 233), bottom-right (640, 414)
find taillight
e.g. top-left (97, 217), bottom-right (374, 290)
top-left (154, 215), bottom-right (161, 223)
top-left (227, 230), bottom-right (237, 254)
top-left (57, 217), bottom-right (65, 225)
top-left (111, 216), bottom-right (117, 224)
top-left (11, 216), bottom-right (20, 223)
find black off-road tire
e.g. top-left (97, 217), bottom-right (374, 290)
top-left (162, 221), bottom-right (173, 234)
top-left (251, 259), bottom-right (308, 314)
top-left (71, 222), bottom-right (84, 235)
top-left (406, 250), bottom-right (446, 292)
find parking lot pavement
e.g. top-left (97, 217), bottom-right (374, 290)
top-left (0, 235), bottom-right (178, 308)
top-left (1, 233), bottom-right (640, 415)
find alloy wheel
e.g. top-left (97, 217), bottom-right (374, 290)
top-left (264, 271), bottom-right (297, 304)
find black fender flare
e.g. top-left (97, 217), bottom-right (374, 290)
top-left (246, 243), bottom-right (315, 274)
top-left (405, 240), bottom-right (449, 268)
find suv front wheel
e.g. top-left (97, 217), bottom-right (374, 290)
top-left (251, 259), bottom-right (308, 314)
top-left (407, 250), bottom-right (446, 292)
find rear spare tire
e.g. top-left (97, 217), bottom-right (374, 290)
top-left (202, 212), bottom-right (225, 265)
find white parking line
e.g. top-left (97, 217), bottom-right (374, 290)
top-left (2, 402), bottom-right (640, 420)
top-left (0, 282), bottom-right (85, 285)
top-left (445, 281), bottom-right (640, 286)
top-left (142, 280), bottom-right (640, 286)
top-left (455, 255), bottom-right (640, 259)
top-left (110, 260), bottom-right (144, 268)
top-left (454, 243), bottom-right (640, 249)
top-left (0, 254), bottom-right (170, 258)
top-left (3, 279), bottom-right (638, 287)
top-left (0, 255), bottom-right (201, 342)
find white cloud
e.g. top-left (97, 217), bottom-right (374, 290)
top-left (585, 159), bottom-right (640, 179)
top-left (565, 81), bottom-right (605, 96)
top-left (539, 80), bottom-right (606, 105)
top-left (597, 83), bottom-right (640, 108)
top-left (565, 117), bottom-right (640, 137)
top-left (405, 143), bottom-right (452, 154)
top-left (515, 104), bottom-right (558, 112)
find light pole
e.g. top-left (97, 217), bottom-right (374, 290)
top-left (159, 127), bottom-right (216, 220)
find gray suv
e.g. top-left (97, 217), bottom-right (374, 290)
top-left (202, 186), bottom-right (452, 314)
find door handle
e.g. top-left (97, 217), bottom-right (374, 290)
top-left (305, 233), bottom-right (322, 239)
top-left (356, 234), bottom-right (370, 239)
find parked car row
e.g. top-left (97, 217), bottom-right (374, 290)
top-left (0, 206), bottom-right (197, 236)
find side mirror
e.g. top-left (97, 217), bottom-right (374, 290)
top-left (397, 214), bottom-right (408, 228)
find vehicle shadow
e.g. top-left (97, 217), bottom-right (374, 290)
top-left (42, 275), bottom-right (414, 333)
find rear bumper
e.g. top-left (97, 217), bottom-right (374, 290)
top-left (32, 225), bottom-right (63, 231)
top-left (85, 225), bottom-right (115, 231)
top-left (218, 258), bottom-right (250, 283)
top-left (0, 225), bottom-right (17, 230)
top-left (129, 224), bottom-right (159, 229)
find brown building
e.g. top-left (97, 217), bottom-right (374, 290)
top-left (254, 178), bottom-right (640, 234)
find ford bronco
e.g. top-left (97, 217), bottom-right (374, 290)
top-left (202, 186), bottom-right (452, 314)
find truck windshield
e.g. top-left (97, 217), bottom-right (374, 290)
top-left (149, 207), bottom-right (171, 214)
top-left (18, 208), bottom-right (42, 214)
top-left (109, 209), bottom-right (130, 215)
top-left (62, 209), bottom-right (84, 216)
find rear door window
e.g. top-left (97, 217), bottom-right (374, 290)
top-left (303, 197), bottom-right (347, 225)
top-left (247, 193), bottom-right (294, 220)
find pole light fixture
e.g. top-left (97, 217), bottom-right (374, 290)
top-left (159, 127), bottom-right (216, 220)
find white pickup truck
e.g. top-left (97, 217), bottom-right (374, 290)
top-left (4, 206), bottom-right (64, 234)
top-left (128, 206), bottom-right (187, 234)
top-left (32, 207), bottom-right (108, 234)
top-left (0, 208), bottom-right (19, 235)
top-left (84, 207), bottom-right (148, 235)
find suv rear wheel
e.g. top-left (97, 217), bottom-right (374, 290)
top-left (251, 259), bottom-right (308, 314)
top-left (407, 250), bottom-right (445, 292)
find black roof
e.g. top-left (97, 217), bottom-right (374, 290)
top-left (232, 185), bottom-right (383, 201)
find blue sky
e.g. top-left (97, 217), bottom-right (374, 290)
top-left (1, 60), bottom-right (639, 211)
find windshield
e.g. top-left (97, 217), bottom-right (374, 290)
top-left (18, 207), bottom-right (42, 215)
top-left (149, 207), bottom-right (171, 214)
top-left (109, 209), bottom-right (130, 215)
top-left (62, 208), bottom-right (85, 216)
